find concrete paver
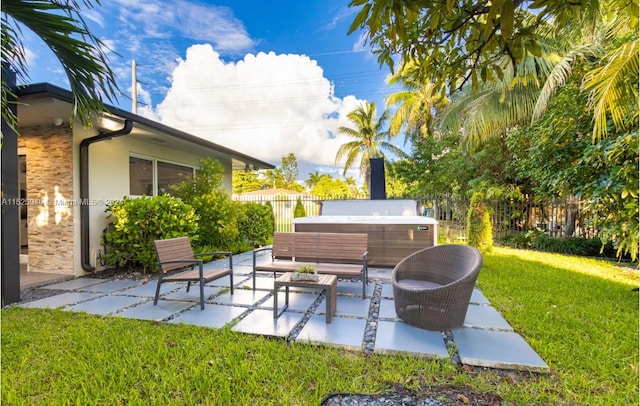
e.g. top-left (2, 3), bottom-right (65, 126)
top-left (452, 328), bottom-right (549, 371)
top-left (232, 308), bottom-right (303, 337)
top-left (375, 320), bottom-right (449, 358)
top-left (297, 315), bottom-right (367, 350)
top-left (65, 295), bottom-right (145, 315)
top-left (170, 304), bottom-right (247, 328)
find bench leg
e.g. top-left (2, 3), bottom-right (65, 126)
top-left (199, 278), bottom-right (205, 310)
top-left (154, 277), bottom-right (163, 305)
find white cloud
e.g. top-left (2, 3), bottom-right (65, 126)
top-left (112, 0), bottom-right (253, 53)
top-left (151, 44), bottom-right (367, 171)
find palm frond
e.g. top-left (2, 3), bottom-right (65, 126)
top-left (2, 0), bottom-right (121, 128)
top-left (583, 37), bottom-right (639, 140)
top-left (532, 44), bottom-right (600, 121)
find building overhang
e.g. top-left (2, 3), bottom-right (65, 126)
top-left (16, 83), bottom-right (275, 171)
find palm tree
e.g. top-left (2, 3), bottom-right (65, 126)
top-left (435, 2), bottom-right (638, 148)
top-left (335, 101), bottom-right (406, 194)
top-left (2, 0), bottom-right (120, 130)
top-left (305, 170), bottom-right (326, 189)
top-left (385, 62), bottom-right (449, 143)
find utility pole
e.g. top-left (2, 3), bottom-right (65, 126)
top-left (131, 60), bottom-right (137, 114)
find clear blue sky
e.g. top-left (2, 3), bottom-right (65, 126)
top-left (21, 0), bottom-right (404, 181)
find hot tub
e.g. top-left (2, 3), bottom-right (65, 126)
top-left (293, 215), bottom-right (437, 267)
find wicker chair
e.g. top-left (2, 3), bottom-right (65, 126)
top-left (392, 244), bottom-right (482, 330)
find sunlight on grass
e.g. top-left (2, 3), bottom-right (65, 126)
top-left (490, 246), bottom-right (639, 285)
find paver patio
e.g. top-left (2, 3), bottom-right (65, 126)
top-left (17, 251), bottom-right (549, 372)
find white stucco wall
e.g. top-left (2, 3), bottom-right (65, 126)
top-left (71, 129), bottom-right (233, 275)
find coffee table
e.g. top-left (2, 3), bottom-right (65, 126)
top-left (273, 273), bottom-right (337, 323)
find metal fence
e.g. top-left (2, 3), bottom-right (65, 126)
top-left (232, 194), bottom-right (596, 240)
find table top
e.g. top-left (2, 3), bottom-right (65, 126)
top-left (274, 273), bottom-right (336, 286)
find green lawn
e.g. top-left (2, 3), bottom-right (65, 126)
top-left (2, 247), bottom-right (638, 405)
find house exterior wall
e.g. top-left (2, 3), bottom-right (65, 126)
top-left (18, 123), bottom-right (235, 277)
top-left (18, 126), bottom-right (75, 274)
top-left (79, 134), bottom-right (233, 273)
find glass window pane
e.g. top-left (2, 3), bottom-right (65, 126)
top-left (129, 157), bottom-right (153, 195)
top-left (158, 161), bottom-right (193, 195)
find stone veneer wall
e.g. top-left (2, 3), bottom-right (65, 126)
top-left (18, 126), bottom-right (75, 274)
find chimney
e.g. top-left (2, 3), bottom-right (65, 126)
top-left (369, 157), bottom-right (386, 200)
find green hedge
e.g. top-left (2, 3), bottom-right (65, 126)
top-left (498, 231), bottom-right (620, 258)
top-left (102, 196), bottom-right (199, 273)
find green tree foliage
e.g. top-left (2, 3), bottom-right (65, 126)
top-left (467, 192), bottom-right (493, 254)
top-left (293, 197), bottom-right (306, 218)
top-left (310, 176), bottom-right (351, 199)
top-left (232, 170), bottom-right (267, 194)
top-left (2, 0), bottom-right (120, 129)
top-left (235, 202), bottom-right (274, 248)
top-left (252, 153), bottom-right (305, 193)
top-left (102, 196), bottom-right (199, 273)
top-left (336, 101), bottom-right (406, 193)
top-left (305, 170), bottom-right (325, 189)
top-left (170, 158), bottom-right (240, 250)
top-left (280, 152), bottom-right (299, 185)
top-left (507, 83), bottom-right (638, 259)
top-left (349, 0), bottom-right (638, 142)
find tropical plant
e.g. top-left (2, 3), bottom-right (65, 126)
top-left (1, 0), bottom-right (120, 130)
top-left (335, 101), bottom-right (406, 193)
top-left (385, 62), bottom-right (449, 142)
top-left (305, 170), bottom-right (326, 189)
top-left (350, 0), bottom-right (639, 144)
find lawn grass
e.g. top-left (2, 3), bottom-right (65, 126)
top-left (2, 247), bottom-right (638, 405)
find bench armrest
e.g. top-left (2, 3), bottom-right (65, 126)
top-left (194, 251), bottom-right (233, 270)
top-left (253, 246), bottom-right (273, 254)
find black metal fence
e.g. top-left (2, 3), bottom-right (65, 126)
top-left (232, 194), bottom-right (596, 241)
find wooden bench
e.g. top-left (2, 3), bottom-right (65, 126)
top-left (252, 232), bottom-right (368, 298)
top-left (153, 237), bottom-right (233, 310)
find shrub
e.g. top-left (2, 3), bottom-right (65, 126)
top-left (499, 231), bottom-right (621, 258)
top-left (293, 197), bottom-right (306, 218)
top-left (102, 196), bottom-right (199, 273)
top-left (187, 192), bottom-right (240, 250)
top-left (236, 202), bottom-right (275, 247)
top-left (467, 192), bottom-right (493, 253)
top-left (498, 231), bottom-right (535, 249)
top-left (171, 158), bottom-right (240, 250)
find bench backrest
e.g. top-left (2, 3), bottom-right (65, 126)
top-left (153, 237), bottom-right (196, 273)
top-left (271, 232), bottom-right (367, 263)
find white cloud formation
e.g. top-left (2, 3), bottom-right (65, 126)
top-left (112, 0), bottom-right (254, 53)
top-left (152, 44), bottom-right (367, 171)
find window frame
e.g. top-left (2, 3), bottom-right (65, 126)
top-left (129, 153), bottom-right (196, 196)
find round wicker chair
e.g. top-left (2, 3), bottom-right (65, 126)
top-left (392, 244), bottom-right (482, 330)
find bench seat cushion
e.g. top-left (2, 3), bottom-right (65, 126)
top-left (163, 268), bottom-right (231, 282)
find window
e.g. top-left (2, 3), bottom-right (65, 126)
top-left (129, 157), bottom-right (153, 195)
top-left (158, 161), bottom-right (193, 195)
top-left (129, 156), bottom-right (194, 196)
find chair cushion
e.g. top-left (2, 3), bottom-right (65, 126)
top-left (396, 279), bottom-right (442, 290)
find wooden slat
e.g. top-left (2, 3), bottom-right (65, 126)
top-left (272, 233), bottom-right (296, 259)
top-left (153, 237), bottom-right (196, 273)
